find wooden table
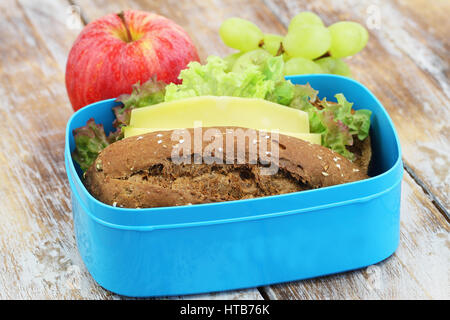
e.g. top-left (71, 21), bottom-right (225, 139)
top-left (0, 0), bottom-right (448, 300)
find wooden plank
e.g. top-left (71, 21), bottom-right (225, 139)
top-left (0, 0), bottom-right (262, 300)
top-left (262, 0), bottom-right (450, 216)
top-left (0, 0), bottom-right (447, 300)
top-left (0, 0), bottom-right (111, 299)
top-left (263, 173), bottom-right (450, 299)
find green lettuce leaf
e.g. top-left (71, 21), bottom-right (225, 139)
top-left (164, 56), bottom-right (274, 101)
top-left (263, 56), bottom-right (296, 105)
top-left (266, 81), bottom-right (295, 105)
top-left (116, 76), bottom-right (166, 110)
top-left (322, 94), bottom-right (371, 142)
top-left (106, 76), bottom-right (168, 146)
top-left (72, 119), bottom-right (113, 172)
top-left (321, 109), bottom-right (354, 159)
top-left (289, 87), bottom-right (371, 160)
top-left (262, 55), bottom-right (285, 82)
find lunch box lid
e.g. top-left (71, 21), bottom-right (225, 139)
top-left (65, 74), bottom-right (403, 230)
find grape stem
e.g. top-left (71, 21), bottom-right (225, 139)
top-left (275, 42), bottom-right (285, 56)
top-left (314, 51), bottom-right (331, 60)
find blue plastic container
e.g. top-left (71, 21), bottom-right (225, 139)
top-left (64, 75), bottom-right (403, 297)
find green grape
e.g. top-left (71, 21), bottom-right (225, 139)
top-left (282, 25), bottom-right (331, 60)
top-left (231, 49), bottom-right (272, 73)
top-left (284, 57), bottom-right (323, 75)
top-left (224, 52), bottom-right (244, 71)
top-left (315, 57), bottom-right (352, 77)
top-left (288, 11), bottom-right (324, 31)
top-left (262, 33), bottom-right (284, 56)
top-left (328, 21), bottom-right (369, 58)
top-left (219, 18), bottom-right (264, 52)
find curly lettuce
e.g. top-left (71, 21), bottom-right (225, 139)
top-left (72, 119), bottom-right (113, 172)
top-left (164, 56), bottom-right (275, 101)
top-left (116, 76), bottom-right (166, 110)
top-left (289, 87), bottom-right (371, 160)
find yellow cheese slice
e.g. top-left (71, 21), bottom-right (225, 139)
top-left (129, 96), bottom-right (310, 134)
top-left (284, 132), bottom-right (322, 145)
top-left (123, 126), bottom-right (322, 145)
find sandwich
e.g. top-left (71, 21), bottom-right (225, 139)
top-left (72, 55), bottom-right (372, 208)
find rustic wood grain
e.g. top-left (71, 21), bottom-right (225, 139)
top-left (0, 0), bottom-right (448, 300)
top-left (0, 0), bottom-right (262, 300)
top-left (0, 0), bottom-right (119, 299)
top-left (263, 173), bottom-right (450, 300)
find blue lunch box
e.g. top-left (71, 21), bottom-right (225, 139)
top-left (64, 74), bottom-right (403, 297)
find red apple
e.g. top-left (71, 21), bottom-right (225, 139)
top-left (66, 10), bottom-right (200, 111)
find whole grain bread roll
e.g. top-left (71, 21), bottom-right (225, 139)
top-left (84, 127), bottom-right (368, 208)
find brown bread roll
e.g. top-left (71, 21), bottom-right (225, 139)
top-left (84, 127), bottom-right (368, 208)
top-left (348, 135), bottom-right (372, 175)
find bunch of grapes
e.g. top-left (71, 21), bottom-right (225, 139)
top-left (219, 12), bottom-right (369, 77)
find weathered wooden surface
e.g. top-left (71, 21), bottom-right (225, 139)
top-left (0, 0), bottom-right (448, 299)
top-left (264, 174), bottom-right (449, 300)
